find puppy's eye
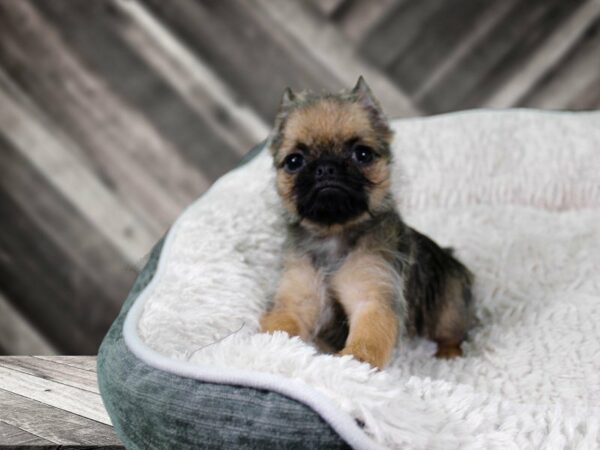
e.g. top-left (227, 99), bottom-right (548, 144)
top-left (283, 153), bottom-right (305, 173)
top-left (352, 145), bottom-right (375, 164)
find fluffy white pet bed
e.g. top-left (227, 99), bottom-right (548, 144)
top-left (125, 109), bottom-right (600, 449)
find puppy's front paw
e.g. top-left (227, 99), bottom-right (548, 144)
top-left (259, 311), bottom-right (302, 337)
top-left (338, 343), bottom-right (388, 369)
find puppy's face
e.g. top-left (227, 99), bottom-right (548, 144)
top-left (270, 78), bottom-right (394, 230)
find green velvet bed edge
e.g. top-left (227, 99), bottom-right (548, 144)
top-left (96, 143), bottom-right (351, 449)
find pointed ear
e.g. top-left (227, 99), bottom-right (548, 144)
top-left (270, 87), bottom-right (297, 156)
top-left (280, 87), bottom-right (297, 111)
top-left (352, 76), bottom-right (382, 113)
top-left (352, 76), bottom-right (391, 134)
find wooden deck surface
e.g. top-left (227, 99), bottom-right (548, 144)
top-left (1, 0), bottom-right (600, 356)
top-left (0, 356), bottom-right (122, 449)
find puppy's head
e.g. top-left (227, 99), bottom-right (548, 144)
top-left (269, 77), bottom-right (394, 231)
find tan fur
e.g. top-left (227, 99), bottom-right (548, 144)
top-left (273, 99), bottom-right (393, 232)
top-left (275, 171), bottom-right (297, 215)
top-left (279, 100), bottom-right (380, 156)
top-left (260, 255), bottom-right (324, 340)
top-left (366, 167), bottom-right (391, 214)
top-left (331, 250), bottom-right (399, 368)
top-left (262, 81), bottom-right (473, 369)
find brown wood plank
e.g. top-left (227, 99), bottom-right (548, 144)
top-left (0, 357), bottom-right (99, 394)
top-left (0, 1), bottom-right (207, 235)
top-left (0, 291), bottom-right (56, 356)
top-left (34, 357), bottom-right (98, 373)
top-left (0, 420), bottom-right (54, 446)
top-left (0, 388), bottom-right (121, 447)
top-left (0, 366), bottom-right (111, 425)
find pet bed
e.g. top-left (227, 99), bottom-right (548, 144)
top-left (98, 109), bottom-right (600, 449)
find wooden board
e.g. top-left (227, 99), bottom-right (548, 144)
top-left (0, 357), bottom-right (122, 448)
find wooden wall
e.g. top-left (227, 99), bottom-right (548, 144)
top-left (1, 0), bottom-right (599, 354)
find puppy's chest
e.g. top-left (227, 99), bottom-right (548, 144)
top-left (306, 235), bottom-right (349, 272)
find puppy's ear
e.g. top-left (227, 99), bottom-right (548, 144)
top-left (270, 87), bottom-right (297, 155)
top-left (352, 76), bottom-right (388, 129)
top-left (280, 87), bottom-right (297, 110)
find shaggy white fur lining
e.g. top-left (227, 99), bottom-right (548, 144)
top-left (125, 109), bottom-right (600, 449)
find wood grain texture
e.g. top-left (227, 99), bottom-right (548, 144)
top-left (0, 365), bottom-right (111, 425)
top-left (520, 15), bottom-right (600, 109)
top-left (0, 0), bottom-right (597, 354)
top-left (141, 0), bottom-right (344, 119)
top-left (0, 1), bottom-right (207, 231)
top-left (0, 133), bottom-right (137, 354)
top-left (0, 357), bottom-right (122, 447)
top-left (0, 357), bottom-right (99, 394)
top-left (483, 0), bottom-right (600, 107)
top-left (0, 420), bottom-right (55, 446)
top-left (34, 356), bottom-right (98, 373)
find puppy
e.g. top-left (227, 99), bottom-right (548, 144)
top-left (260, 77), bottom-right (474, 369)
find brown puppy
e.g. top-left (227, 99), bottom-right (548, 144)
top-left (260, 77), bottom-right (474, 368)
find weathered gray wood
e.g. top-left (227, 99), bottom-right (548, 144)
top-left (0, 129), bottom-right (138, 302)
top-left (114, 0), bottom-right (269, 153)
top-left (420, 0), bottom-right (584, 112)
top-left (0, 191), bottom-right (115, 354)
top-left (0, 420), bottom-right (54, 446)
top-left (306, 0), bottom-right (348, 18)
top-left (0, 357), bottom-right (99, 394)
top-left (0, 134), bottom-right (136, 353)
top-left (387, 0), bottom-right (493, 94)
top-left (251, 0), bottom-right (420, 117)
top-left (359, 0), bottom-right (443, 69)
top-left (32, 0), bottom-right (243, 180)
top-left (520, 16), bottom-right (600, 110)
top-left (0, 1), bottom-right (207, 234)
top-left (413, 0), bottom-right (516, 103)
top-left (332, 0), bottom-right (399, 43)
top-left (0, 357), bottom-right (122, 447)
top-left (34, 357), bottom-right (98, 373)
top-left (0, 71), bottom-right (158, 265)
top-left (0, 389), bottom-right (121, 447)
top-left (0, 292), bottom-right (56, 356)
top-left (0, 365), bottom-right (111, 425)
top-left (483, 0), bottom-right (600, 108)
top-left (142, 0), bottom-right (344, 120)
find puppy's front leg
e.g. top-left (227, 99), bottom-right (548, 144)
top-left (332, 252), bottom-right (398, 369)
top-left (260, 255), bottom-right (322, 341)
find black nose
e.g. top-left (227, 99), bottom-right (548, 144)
top-left (315, 162), bottom-right (338, 180)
